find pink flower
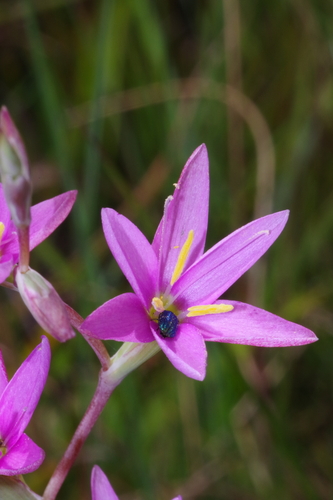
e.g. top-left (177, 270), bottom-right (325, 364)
top-left (82, 145), bottom-right (317, 380)
top-left (0, 184), bottom-right (77, 284)
top-left (91, 465), bottom-right (181, 500)
top-left (0, 336), bottom-right (50, 475)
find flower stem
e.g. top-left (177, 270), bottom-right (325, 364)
top-left (65, 304), bottom-right (111, 371)
top-left (42, 341), bottom-right (160, 500)
top-left (18, 225), bottom-right (30, 272)
top-left (42, 369), bottom-right (117, 500)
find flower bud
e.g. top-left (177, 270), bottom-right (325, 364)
top-left (0, 107), bottom-right (32, 228)
top-left (15, 267), bottom-right (75, 342)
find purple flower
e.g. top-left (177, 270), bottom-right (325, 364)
top-left (91, 465), bottom-right (182, 500)
top-left (82, 145), bottom-right (317, 380)
top-left (0, 336), bottom-right (50, 475)
top-left (0, 184), bottom-right (77, 284)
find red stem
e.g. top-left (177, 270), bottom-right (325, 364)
top-left (65, 304), bottom-right (111, 371)
top-left (18, 225), bottom-right (30, 272)
top-left (42, 369), bottom-right (119, 500)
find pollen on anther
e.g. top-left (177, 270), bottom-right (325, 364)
top-left (187, 303), bottom-right (234, 317)
top-left (170, 229), bottom-right (194, 286)
top-left (0, 222), bottom-right (5, 242)
top-left (152, 297), bottom-right (164, 313)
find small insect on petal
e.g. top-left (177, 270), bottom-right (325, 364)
top-left (158, 310), bottom-right (179, 338)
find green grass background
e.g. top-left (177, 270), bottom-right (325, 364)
top-left (0, 1), bottom-right (332, 499)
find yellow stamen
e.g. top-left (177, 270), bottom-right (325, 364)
top-left (187, 303), bottom-right (234, 317)
top-left (152, 297), bottom-right (164, 313)
top-left (0, 222), bottom-right (5, 241)
top-left (170, 230), bottom-right (194, 286)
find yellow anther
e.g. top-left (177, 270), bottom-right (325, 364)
top-left (0, 222), bottom-right (5, 241)
top-left (187, 303), bottom-right (234, 317)
top-left (170, 230), bottom-right (194, 286)
top-left (152, 297), bottom-right (164, 313)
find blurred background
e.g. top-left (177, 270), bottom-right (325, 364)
top-left (0, 1), bottom-right (333, 499)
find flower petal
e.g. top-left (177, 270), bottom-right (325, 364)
top-left (154, 145), bottom-right (209, 292)
top-left (0, 337), bottom-right (50, 449)
top-left (91, 465), bottom-right (119, 500)
top-left (0, 433), bottom-right (44, 476)
top-left (28, 190), bottom-right (77, 251)
top-left (152, 323), bottom-right (207, 380)
top-left (0, 351), bottom-right (8, 396)
top-left (0, 253), bottom-right (13, 284)
top-left (102, 209), bottom-right (158, 307)
top-left (82, 293), bottom-right (154, 343)
top-left (189, 300), bottom-right (318, 346)
top-left (172, 211), bottom-right (289, 308)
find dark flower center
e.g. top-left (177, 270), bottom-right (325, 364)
top-left (158, 310), bottom-right (179, 339)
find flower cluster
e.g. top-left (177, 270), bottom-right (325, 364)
top-left (0, 108), bottom-right (318, 500)
top-left (0, 106), bottom-right (77, 342)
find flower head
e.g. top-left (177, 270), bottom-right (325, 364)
top-left (0, 184), bottom-right (77, 284)
top-left (83, 145), bottom-right (317, 380)
top-left (91, 465), bottom-right (181, 500)
top-left (0, 336), bottom-right (50, 475)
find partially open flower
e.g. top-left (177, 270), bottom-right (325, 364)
top-left (15, 267), bottom-right (75, 342)
top-left (0, 337), bottom-right (50, 475)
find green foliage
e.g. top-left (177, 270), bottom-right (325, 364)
top-left (0, 0), bottom-right (333, 498)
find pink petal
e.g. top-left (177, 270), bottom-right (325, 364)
top-left (28, 190), bottom-right (77, 251)
top-left (0, 337), bottom-right (50, 449)
top-left (0, 433), bottom-right (44, 476)
top-left (82, 293), bottom-right (153, 343)
top-left (152, 323), bottom-right (207, 380)
top-left (0, 351), bottom-right (8, 396)
top-left (189, 300), bottom-right (318, 347)
top-left (91, 465), bottom-right (119, 500)
top-left (0, 253), bottom-right (13, 284)
top-left (102, 209), bottom-right (158, 307)
top-left (172, 211), bottom-right (289, 308)
top-left (153, 145), bottom-right (209, 292)
top-left (151, 215), bottom-right (163, 257)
